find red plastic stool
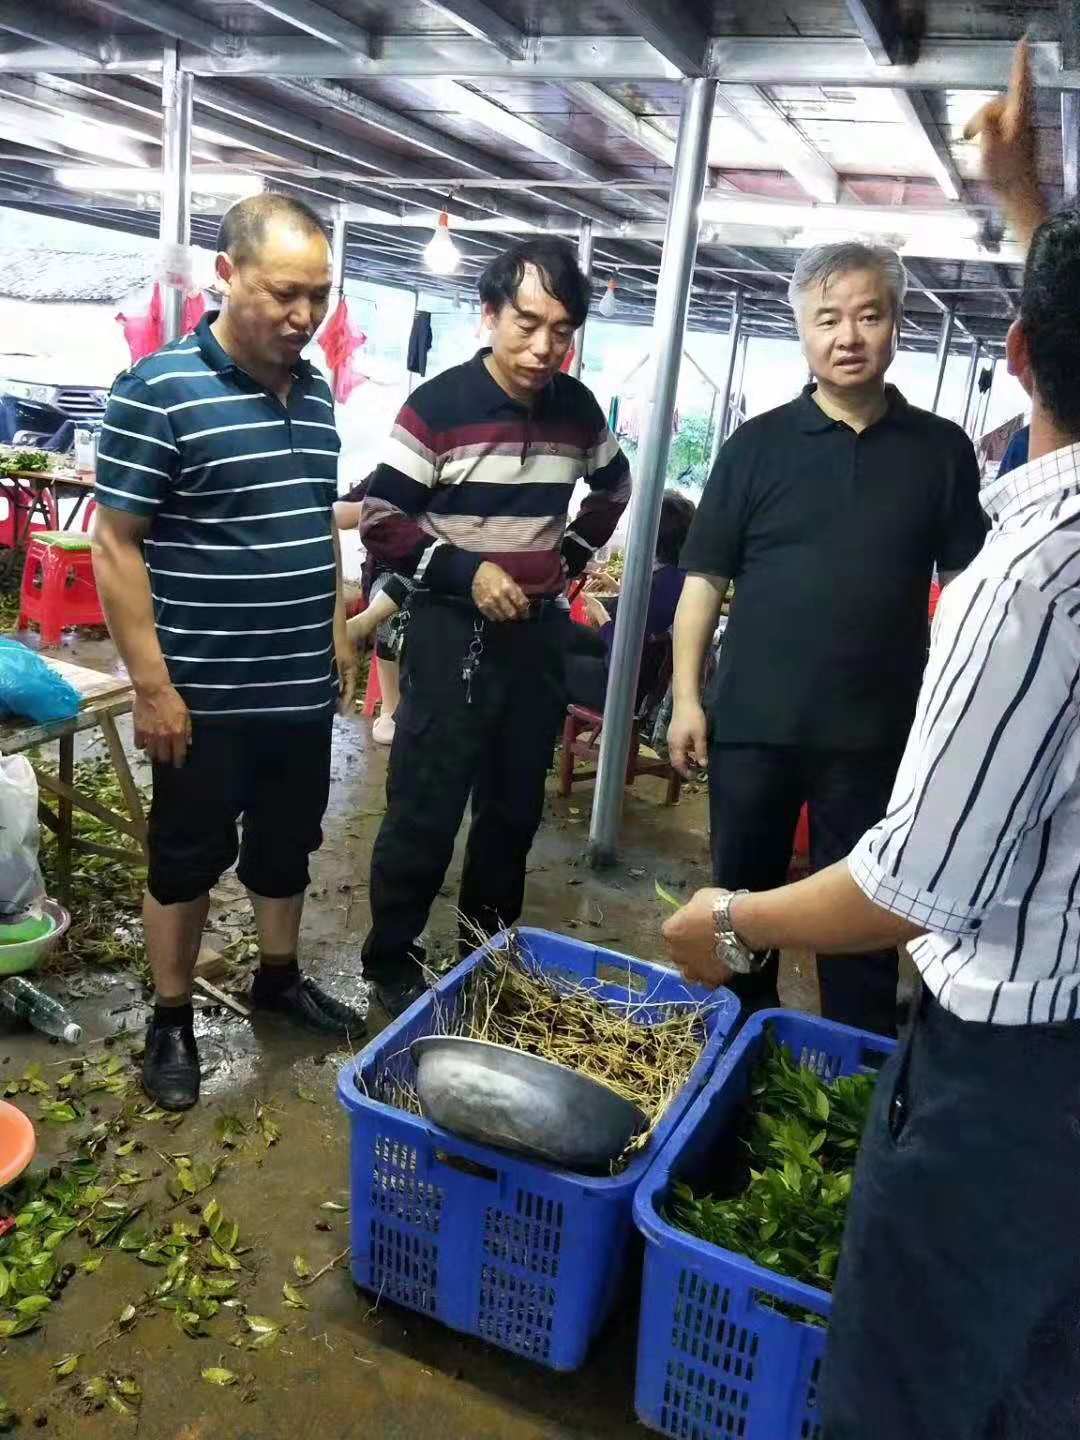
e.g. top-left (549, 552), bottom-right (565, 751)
top-left (18, 533), bottom-right (105, 648)
top-left (789, 804), bottom-right (811, 880)
top-left (362, 656), bottom-right (383, 717)
top-left (0, 483), bottom-right (59, 550)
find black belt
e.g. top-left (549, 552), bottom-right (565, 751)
top-left (416, 591), bottom-right (566, 622)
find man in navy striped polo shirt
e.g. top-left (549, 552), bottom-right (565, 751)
top-left (359, 237), bottom-right (632, 1015)
top-left (92, 194), bottom-right (363, 1111)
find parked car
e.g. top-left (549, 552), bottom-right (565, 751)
top-left (0, 351), bottom-right (108, 446)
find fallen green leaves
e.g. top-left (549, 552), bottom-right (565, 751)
top-left (281, 1283), bottom-right (309, 1310)
top-left (51, 1354), bottom-right (81, 1379)
top-left (78, 1374), bottom-right (142, 1418)
top-left (254, 1102), bottom-right (281, 1148)
top-left (201, 1367), bottom-right (238, 1387)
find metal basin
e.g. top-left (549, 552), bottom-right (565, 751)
top-left (410, 1035), bottom-right (645, 1171)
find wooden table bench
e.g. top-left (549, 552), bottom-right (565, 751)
top-left (0, 661), bottom-right (146, 906)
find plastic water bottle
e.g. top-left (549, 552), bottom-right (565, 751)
top-left (0, 977), bottom-right (82, 1044)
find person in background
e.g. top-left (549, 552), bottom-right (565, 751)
top-left (662, 42), bottom-right (1080, 1439)
top-left (92, 194), bottom-right (364, 1112)
top-left (358, 237), bottom-right (632, 1017)
top-left (668, 239), bottom-right (986, 1037)
top-left (334, 475), bottom-right (424, 744)
top-left (997, 421), bottom-right (1030, 476)
top-left (566, 489), bottom-right (695, 712)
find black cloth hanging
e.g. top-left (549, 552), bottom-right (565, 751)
top-left (407, 310), bottom-right (433, 376)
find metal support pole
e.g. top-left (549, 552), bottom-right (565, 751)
top-left (160, 41), bottom-right (193, 345)
top-left (571, 219), bottom-right (593, 380)
top-left (709, 289), bottom-right (744, 473)
top-left (587, 76), bottom-right (717, 867)
top-left (930, 306), bottom-right (955, 414)
top-left (732, 330), bottom-right (750, 426)
top-left (1063, 93), bottom-right (1079, 203)
top-left (960, 339), bottom-right (980, 432)
top-left (331, 201), bottom-right (348, 300)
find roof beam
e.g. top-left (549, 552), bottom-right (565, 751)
top-left (716, 85), bottom-right (840, 204)
top-left (560, 81), bottom-right (677, 168)
top-left (85, 0), bottom-right (227, 53)
top-left (0, 94), bottom-right (155, 166)
top-left (0, 0), bottom-right (103, 59)
top-left (415, 1), bottom-right (526, 60)
top-left (241, 0), bottom-right (370, 52)
top-left (605, 0), bottom-right (707, 77)
top-left (843, 1), bottom-right (981, 223)
top-left (273, 76), bottom-right (632, 228)
top-left (0, 36), bottom-right (1073, 87)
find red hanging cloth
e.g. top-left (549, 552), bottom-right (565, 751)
top-left (116, 282), bottom-right (165, 365)
top-left (559, 340), bottom-right (576, 374)
top-left (317, 298), bottom-right (368, 404)
top-left (182, 290), bottom-right (207, 336)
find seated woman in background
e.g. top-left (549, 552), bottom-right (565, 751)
top-left (565, 489), bottom-right (696, 713)
top-left (334, 476), bottom-right (425, 746)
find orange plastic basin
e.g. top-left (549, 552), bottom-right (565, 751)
top-left (0, 1100), bottom-right (35, 1187)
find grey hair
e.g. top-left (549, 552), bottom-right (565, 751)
top-left (788, 242), bottom-right (908, 326)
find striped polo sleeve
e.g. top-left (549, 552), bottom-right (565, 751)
top-left (563, 397), bottom-right (632, 574)
top-left (96, 373), bottom-right (179, 516)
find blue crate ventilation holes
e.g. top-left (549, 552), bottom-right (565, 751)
top-left (633, 1009), bottom-right (896, 1440)
top-left (338, 928), bottom-right (740, 1372)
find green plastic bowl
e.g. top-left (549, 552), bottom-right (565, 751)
top-left (0, 900), bottom-right (71, 976)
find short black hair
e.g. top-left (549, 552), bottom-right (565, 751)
top-left (656, 490), bottom-right (697, 565)
top-left (218, 193), bottom-right (330, 266)
top-left (1021, 208), bottom-right (1080, 435)
top-left (478, 237), bottom-right (591, 329)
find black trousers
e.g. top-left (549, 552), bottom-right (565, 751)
top-left (361, 598), bottom-right (567, 985)
top-left (824, 992), bottom-right (1080, 1439)
top-left (708, 742), bottom-right (903, 1037)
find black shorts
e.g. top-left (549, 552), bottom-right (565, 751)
top-left (147, 719), bottom-right (333, 905)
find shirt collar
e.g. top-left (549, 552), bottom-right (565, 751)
top-left (795, 382), bottom-right (909, 434)
top-left (472, 347), bottom-right (553, 415)
top-left (980, 441), bottom-right (1080, 527)
top-left (194, 311), bottom-right (317, 383)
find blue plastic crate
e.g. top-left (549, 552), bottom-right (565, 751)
top-left (337, 927), bottom-right (740, 1372)
top-left (633, 1009), bottom-right (896, 1440)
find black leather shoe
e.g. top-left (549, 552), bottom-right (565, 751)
top-left (142, 1022), bottom-right (200, 1111)
top-left (252, 974), bottom-right (367, 1039)
top-left (371, 975), bottom-right (428, 1022)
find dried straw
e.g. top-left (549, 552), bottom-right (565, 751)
top-left (375, 929), bottom-right (712, 1171)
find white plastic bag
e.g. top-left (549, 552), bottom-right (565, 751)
top-left (0, 755), bottom-right (44, 917)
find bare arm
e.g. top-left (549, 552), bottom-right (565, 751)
top-left (333, 498), bottom-right (363, 530)
top-left (92, 507), bottom-right (191, 767)
top-left (964, 38), bottom-right (1048, 251)
top-left (333, 528), bottom-right (358, 713)
top-left (667, 573), bottom-right (728, 777)
top-left (661, 866), bottom-right (922, 989)
top-left (346, 587), bottom-right (398, 649)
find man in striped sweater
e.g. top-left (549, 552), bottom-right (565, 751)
top-left (359, 237), bottom-right (632, 1015)
top-left (92, 195), bottom-right (364, 1111)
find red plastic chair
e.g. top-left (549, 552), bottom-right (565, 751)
top-left (17, 533), bottom-right (105, 648)
top-left (0, 483), bottom-right (59, 550)
top-left (558, 704), bottom-right (683, 806)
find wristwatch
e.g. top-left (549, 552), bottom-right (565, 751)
top-left (712, 889), bottom-right (767, 975)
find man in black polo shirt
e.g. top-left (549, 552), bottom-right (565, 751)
top-left (359, 238), bottom-right (631, 1016)
top-left (93, 195), bottom-right (364, 1111)
top-left (669, 241), bottom-right (985, 1035)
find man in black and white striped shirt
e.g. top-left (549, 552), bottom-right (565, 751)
top-left (663, 44), bottom-right (1080, 1440)
top-left (93, 194), bottom-right (364, 1112)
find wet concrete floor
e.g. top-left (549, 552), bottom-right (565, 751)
top-left (0, 633), bottom-right (821, 1439)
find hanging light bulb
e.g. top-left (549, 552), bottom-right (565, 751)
top-left (598, 275), bottom-right (618, 318)
top-left (424, 211), bottom-right (460, 276)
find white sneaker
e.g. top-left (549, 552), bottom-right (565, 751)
top-left (372, 713), bottom-right (396, 746)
